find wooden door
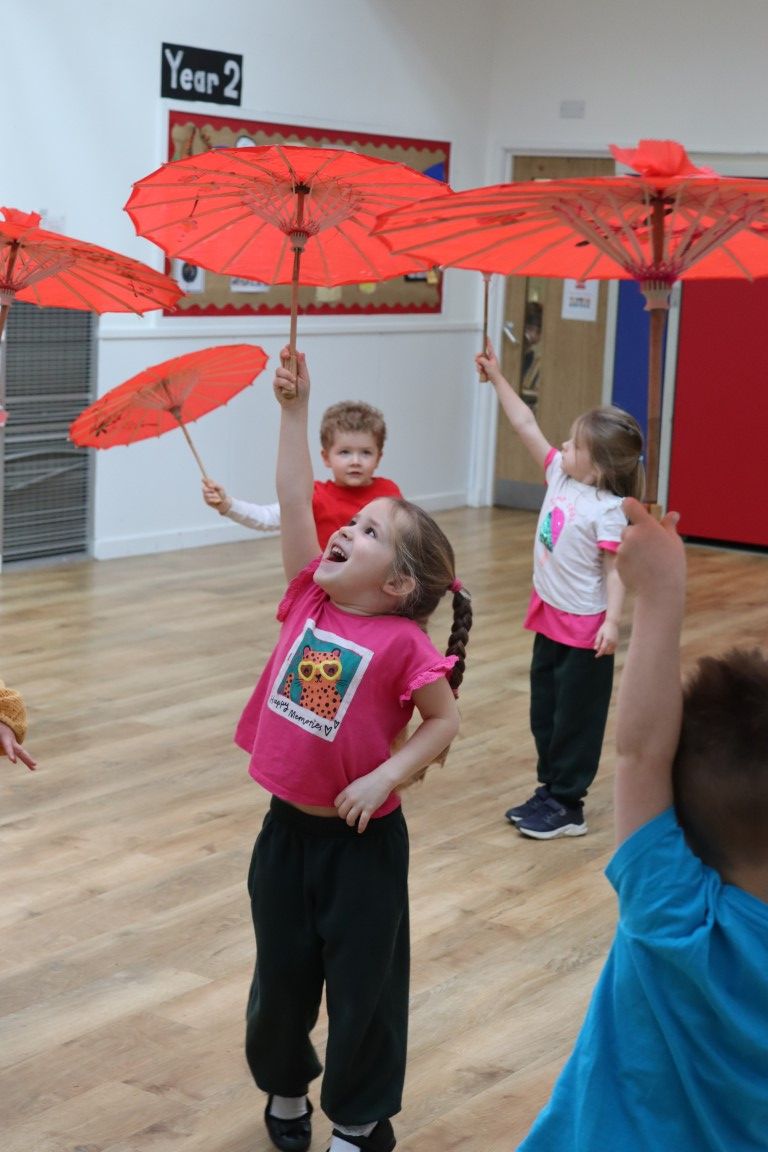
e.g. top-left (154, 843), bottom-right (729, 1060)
top-left (494, 154), bottom-right (615, 507)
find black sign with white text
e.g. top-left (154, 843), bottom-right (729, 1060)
top-left (161, 43), bottom-right (243, 105)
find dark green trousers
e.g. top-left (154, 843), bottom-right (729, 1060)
top-left (529, 632), bottom-right (614, 805)
top-left (245, 797), bottom-right (410, 1126)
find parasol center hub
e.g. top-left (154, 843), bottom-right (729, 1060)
top-left (289, 229), bottom-right (310, 251)
top-left (639, 279), bottom-right (673, 311)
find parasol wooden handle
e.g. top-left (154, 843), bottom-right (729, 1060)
top-left (171, 409), bottom-right (208, 478)
top-left (286, 244), bottom-right (302, 398)
top-left (644, 305), bottom-right (665, 509)
top-left (284, 186), bottom-right (309, 399)
top-left (478, 273), bottom-right (491, 382)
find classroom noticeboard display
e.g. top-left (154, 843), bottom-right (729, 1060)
top-left (164, 110), bottom-right (450, 319)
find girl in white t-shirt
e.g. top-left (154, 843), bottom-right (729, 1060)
top-left (239, 348), bottom-right (472, 1152)
top-left (476, 340), bottom-right (643, 841)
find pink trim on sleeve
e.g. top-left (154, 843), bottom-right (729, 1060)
top-left (598, 539), bottom-right (620, 552)
top-left (276, 557), bottom-right (322, 621)
top-left (544, 446), bottom-right (558, 471)
top-left (399, 656), bottom-right (458, 705)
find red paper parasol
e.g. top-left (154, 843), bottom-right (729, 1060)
top-left (69, 343), bottom-right (268, 477)
top-left (0, 207), bottom-right (183, 340)
top-left (374, 139), bottom-right (768, 506)
top-left (124, 144), bottom-right (451, 386)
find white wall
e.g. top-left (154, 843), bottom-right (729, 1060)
top-left (4, 0), bottom-right (498, 558)
top-left (484, 0), bottom-right (768, 159)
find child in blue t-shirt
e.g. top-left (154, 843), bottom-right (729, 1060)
top-left (518, 499), bottom-right (768, 1151)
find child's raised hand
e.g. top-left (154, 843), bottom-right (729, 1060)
top-left (618, 498), bottom-right (685, 597)
top-left (273, 345), bottom-right (310, 406)
top-left (202, 478), bottom-right (231, 514)
top-left (475, 338), bottom-right (500, 382)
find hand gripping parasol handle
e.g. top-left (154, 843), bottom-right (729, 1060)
top-left (171, 407), bottom-right (208, 479)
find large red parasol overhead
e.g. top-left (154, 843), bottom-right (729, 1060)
top-left (0, 207), bottom-right (183, 340)
top-left (124, 144), bottom-right (451, 387)
top-left (69, 343), bottom-right (268, 477)
top-left (373, 139), bottom-right (768, 506)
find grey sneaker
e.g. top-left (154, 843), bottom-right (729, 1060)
top-left (517, 795), bottom-right (587, 839)
top-left (505, 784), bottom-right (550, 826)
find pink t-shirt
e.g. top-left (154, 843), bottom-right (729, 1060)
top-left (235, 559), bottom-right (457, 817)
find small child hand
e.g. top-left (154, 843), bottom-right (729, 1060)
top-left (475, 337), bottom-right (500, 382)
top-left (618, 498), bottom-right (685, 596)
top-left (594, 619), bottom-right (619, 657)
top-left (202, 478), bottom-right (231, 515)
top-left (0, 721), bottom-right (36, 770)
top-left (273, 345), bottom-right (310, 405)
top-left (334, 770), bottom-right (393, 834)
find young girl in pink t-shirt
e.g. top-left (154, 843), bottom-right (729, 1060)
top-left (476, 339), bottom-right (643, 841)
top-left (238, 347), bottom-right (472, 1152)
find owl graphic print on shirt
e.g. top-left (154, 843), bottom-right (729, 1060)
top-left (268, 617), bottom-right (373, 741)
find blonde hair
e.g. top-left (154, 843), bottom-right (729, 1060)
top-left (573, 406), bottom-right (645, 499)
top-left (320, 400), bottom-right (387, 453)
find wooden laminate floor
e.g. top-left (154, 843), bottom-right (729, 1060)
top-left (1, 507), bottom-right (766, 1152)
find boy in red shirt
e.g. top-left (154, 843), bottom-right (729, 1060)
top-left (203, 398), bottom-right (402, 549)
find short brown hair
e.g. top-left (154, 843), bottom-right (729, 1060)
top-left (673, 648), bottom-right (768, 874)
top-left (320, 401), bottom-right (387, 453)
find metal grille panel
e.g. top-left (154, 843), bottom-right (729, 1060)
top-left (2, 304), bottom-right (93, 562)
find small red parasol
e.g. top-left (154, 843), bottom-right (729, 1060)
top-left (125, 144), bottom-right (451, 388)
top-left (0, 207), bottom-right (183, 340)
top-left (69, 343), bottom-right (268, 477)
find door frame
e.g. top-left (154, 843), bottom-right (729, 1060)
top-left (467, 144), bottom-right (618, 507)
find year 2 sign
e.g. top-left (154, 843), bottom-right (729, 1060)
top-left (161, 44), bottom-right (242, 106)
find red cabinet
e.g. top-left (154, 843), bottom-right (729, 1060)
top-left (668, 280), bottom-right (768, 547)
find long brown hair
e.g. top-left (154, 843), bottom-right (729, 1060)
top-left (387, 499), bottom-right (472, 769)
top-left (573, 406), bottom-right (645, 499)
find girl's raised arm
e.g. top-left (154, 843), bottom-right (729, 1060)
top-left (614, 499), bottom-right (685, 844)
top-left (274, 348), bottom-right (321, 581)
top-left (476, 339), bottom-right (551, 471)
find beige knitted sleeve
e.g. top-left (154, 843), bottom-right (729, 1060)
top-left (0, 680), bottom-right (28, 746)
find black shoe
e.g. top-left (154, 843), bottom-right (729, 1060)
top-left (264, 1096), bottom-right (313, 1152)
top-left (505, 784), bottom-right (550, 825)
top-left (327, 1117), bottom-right (396, 1151)
top-left (517, 795), bottom-right (587, 839)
